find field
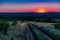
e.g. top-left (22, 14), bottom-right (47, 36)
top-left (0, 12), bottom-right (60, 40)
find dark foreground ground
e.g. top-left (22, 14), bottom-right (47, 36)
top-left (0, 12), bottom-right (60, 40)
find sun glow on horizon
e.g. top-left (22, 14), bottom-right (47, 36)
top-left (36, 8), bottom-right (47, 13)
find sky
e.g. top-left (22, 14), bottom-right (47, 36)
top-left (0, 0), bottom-right (60, 12)
top-left (0, 0), bottom-right (60, 3)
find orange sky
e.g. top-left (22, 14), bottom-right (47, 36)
top-left (0, 3), bottom-right (60, 12)
top-left (0, 8), bottom-right (60, 12)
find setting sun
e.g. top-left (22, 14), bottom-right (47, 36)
top-left (37, 8), bottom-right (46, 13)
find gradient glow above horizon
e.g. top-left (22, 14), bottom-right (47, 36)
top-left (0, 0), bottom-right (60, 12)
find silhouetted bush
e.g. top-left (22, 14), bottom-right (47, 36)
top-left (54, 23), bottom-right (60, 29)
top-left (0, 20), bottom-right (10, 34)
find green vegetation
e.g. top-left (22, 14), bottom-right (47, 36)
top-left (54, 23), bottom-right (60, 29)
top-left (0, 19), bottom-right (9, 34)
top-left (0, 16), bottom-right (59, 23)
top-left (39, 27), bottom-right (60, 40)
top-left (0, 16), bottom-right (60, 40)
